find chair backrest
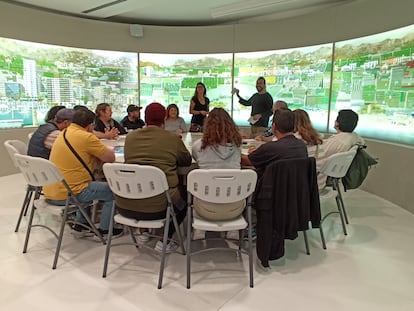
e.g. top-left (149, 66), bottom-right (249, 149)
top-left (14, 153), bottom-right (63, 187)
top-left (187, 169), bottom-right (257, 204)
top-left (28, 132), bottom-right (34, 141)
top-left (103, 163), bottom-right (169, 199)
top-left (319, 146), bottom-right (358, 179)
top-left (4, 139), bottom-right (28, 167)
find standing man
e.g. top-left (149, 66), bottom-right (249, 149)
top-left (120, 104), bottom-right (145, 130)
top-left (234, 77), bottom-right (273, 137)
top-left (43, 108), bottom-right (123, 239)
top-left (28, 108), bottom-right (75, 159)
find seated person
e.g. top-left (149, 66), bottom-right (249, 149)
top-left (255, 100), bottom-right (288, 142)
top-left (44, 105), bottom-right (66, 122)
top-left (293, 108), bottom-right (325, 159)
top-left (115, 102), bottom-right (192, 253)
top-left (28, 108), bottom-right (75, 159)
top-left (317, 109), bottom-right (364, 189)
top-left (241, 108), bottom-right (308, 181)
top-left (43, 108), bottom-right (122, 238)
top-left (120, 104), bottom-right (145, 130)
top-left (192, 108), bottom-right (244, 221)
top-left (164, 104), bottom-right (187, 134)
top-left (93, 103), bottom-right (127, 139)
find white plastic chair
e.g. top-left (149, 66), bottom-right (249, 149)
top-left (27, 132), bottom-right (34, 141)
top-left (3, 140), bottom-right (33, 232)
top-left (319, 146), bottom-right (358, 235)
top-left (186, 169), bottom-right (257, 289)
top-left (102, 163), bottom-right (185, 289)
top-left (13, 154), bottom-right (104, 269)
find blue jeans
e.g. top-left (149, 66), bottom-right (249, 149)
top-left (47, 181), bottom-right (114, 231)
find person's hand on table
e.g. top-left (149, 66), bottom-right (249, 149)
top-left (104, 127), bottom-right (119, 140)
top-left (247, 146), bottom-right (257, 154)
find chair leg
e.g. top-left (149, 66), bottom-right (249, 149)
top-left (171, 212), bottom-right (185, 255)
top-left (186, 205), bottom-right (192, 289)
top-left (247, 204), bottom-right (253, 288)
top-left (158, 204), bottom-right (172, 289)
top-left (333, 180), bottom-right (348, 235)
top-left (319, 226), bottom-right (327, 250)
top-left (15, 187), bottom-right (34, 232)
top-left (303, 231), bottom-right (310, 255)
top-left (336, 187), bottom-right (349, 224)
top-left (128, 226), bottom-right (140, 250)
top-left (22, 203), bottom-right (36, 253)
top-left (52, 206), bottom-right (69, 269)
top-left (102, 203), bottom-right (116, 278)
top-left (335, 195), bottom-right (348, 235)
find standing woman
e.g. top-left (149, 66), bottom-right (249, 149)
top-left (189, 82), bottom-right (209, 132)
top-left (165, 104), bottom-right (187, 134)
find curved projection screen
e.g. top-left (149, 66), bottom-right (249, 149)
top-left (0, 24), bottom-right (413, 145)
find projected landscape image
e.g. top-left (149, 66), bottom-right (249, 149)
top-left (0, 39), bottom-right (138, 126)
top-left (0, 24), bottom-right (413, 144)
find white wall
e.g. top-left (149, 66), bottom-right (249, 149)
top-left (0, 0), bottom-right (413, 212)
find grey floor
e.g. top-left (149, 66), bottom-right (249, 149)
top-left (1, 173), bottom-right (413, 311)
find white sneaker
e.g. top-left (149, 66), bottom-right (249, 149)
top-left (154, 240), bottom-right (179, 253)
top-left (136, 232), bottom-right (150, 243)
top-left (192, 229), bottom-right (205, 240)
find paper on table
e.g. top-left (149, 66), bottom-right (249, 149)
top-left (248, 116), bottom-right (258, 124)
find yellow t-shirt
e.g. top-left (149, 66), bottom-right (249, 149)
top-left (43, 123), bottom-right (107, 200)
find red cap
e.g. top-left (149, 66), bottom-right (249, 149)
top-left (145, 102), bottom-right (166, 126)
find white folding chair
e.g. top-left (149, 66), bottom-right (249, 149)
top-left (186, 169), bottom-right (257, 289)
top-left (319, 146), bottom-right (358, 235)
top-left (102, 163), bottom-right (185, 289)
top-left (3, 139), bottom-right (34, 232)
top-left (14, 154), bottom-right (105, 269)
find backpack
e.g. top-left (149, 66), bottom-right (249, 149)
top-left (342, 145), bottom-right (378, 191)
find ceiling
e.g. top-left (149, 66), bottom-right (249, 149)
top-left (5, 0), bottom-right (356, 26)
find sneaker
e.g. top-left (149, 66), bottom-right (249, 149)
top-left (94, 228), bottom-right (124, 241)
top-left (70, 223), bottom-right (94, 237)
top-left (243, 229), bottom-right (257, 241)
top-left (154, 240), bottom-right (179, 253)
top-left (136, 232), bottom-right (150, 243)
top-left (192, 229), bottom-right (205, 240)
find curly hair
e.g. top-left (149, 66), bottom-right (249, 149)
top-left (293, 109), bottom-right (322, 146)
top-left (201, 108), bottom-right (242, 149)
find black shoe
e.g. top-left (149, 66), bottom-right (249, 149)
top-left (94, 228), bottom-right (124, 241)
top-left (70, 223), bottom-right (94, 237)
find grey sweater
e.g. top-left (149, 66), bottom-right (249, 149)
top-left (191, 138), bottom-right (241, 169)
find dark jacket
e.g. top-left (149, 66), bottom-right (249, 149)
top-left (94, 118), bottom-right (127, 135)
top-left (255, 157), bottom-right (321, 267)
top-left (27, 122), bottom-right (59, 159)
